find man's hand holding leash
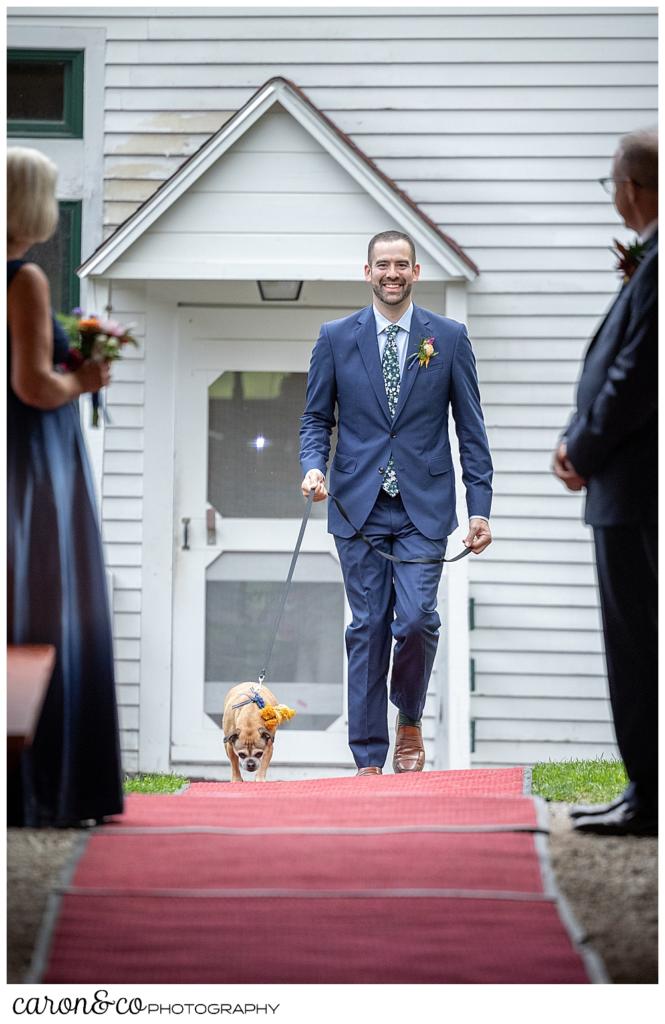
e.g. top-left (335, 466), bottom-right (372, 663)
top-left (301, 468), bottom-right (327, 502)
top-left (464, 517), bottom-right (492, 554)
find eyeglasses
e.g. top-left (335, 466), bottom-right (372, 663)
top-left (598, 177), bottom-right (641, 195)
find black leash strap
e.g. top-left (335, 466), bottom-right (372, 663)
top-left (258, 487), bottom-right (471, 685)
top-left (327, 490), bottom-right (472, 565)
top-left (258, 489), bottom-right (317, 685)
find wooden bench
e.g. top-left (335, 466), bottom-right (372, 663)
top-left (7, 644), bottom-right (55, 824)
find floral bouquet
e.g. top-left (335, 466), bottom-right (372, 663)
top-left (57, 308), bottom-right (138, 426)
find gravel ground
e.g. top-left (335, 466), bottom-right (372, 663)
top-left (547, 802), bottom-right (658, 984)
top-left (6, 802), bottom-right (658, 984)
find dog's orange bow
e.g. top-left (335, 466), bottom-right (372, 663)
top-left (260, 704), bottom-right (297, 730)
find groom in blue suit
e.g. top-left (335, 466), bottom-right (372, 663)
top-left (300, 231), bottom-right (493, 775)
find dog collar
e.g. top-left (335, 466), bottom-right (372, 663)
top-left (231, 686), bottom-right (266, 711)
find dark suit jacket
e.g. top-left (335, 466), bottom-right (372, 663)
top-left (299, 304), bottom-right (493, 539)
top-left (565, 232), bottom-right (658, 526)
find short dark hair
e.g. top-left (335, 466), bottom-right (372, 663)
top-left (368, 230), bottom-right (417, 267)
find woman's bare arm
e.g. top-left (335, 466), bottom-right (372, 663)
top-left (8, 263), bottom-right (109, 410)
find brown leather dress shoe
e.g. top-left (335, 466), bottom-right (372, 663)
top-left (356, 766), bottom-right (382, 776)
top-left (393, 715), bottom-right (425, 773)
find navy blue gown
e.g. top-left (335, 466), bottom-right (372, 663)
top-left (7, 260), bottom-right (124, 826)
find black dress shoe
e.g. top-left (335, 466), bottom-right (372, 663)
top-left (569, 792), bottom-right (629, 819)
top-left (572, 802), bottom-right (658, 837)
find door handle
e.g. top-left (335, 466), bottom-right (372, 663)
top-left (206, 508), bottom-right (217, 546)
top-left (181, 517), bottom-right (191, 550)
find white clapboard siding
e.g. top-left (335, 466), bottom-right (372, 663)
top-left (97, 286), bottom-right (147, 763)
top-left (118, 706), bottom-right (139, 732)
top-left (9, 7), bottom-right (655, 772)
top-left (475, 676), bottom-right (609, 699)
top-left (490, 495), bottom-right (585, 519)
top-left (104, 39), bottom-right (655, 66)
top-left (116, 664), bottom-right (140, 686)
top-left (116, 684), bottom-right (139, 705)
top-left (104, 520), bottom-right (143, 543)
top-left (472, 584), bottom-right (598, 608)
top-left (475, 605), bottom-right (603, 631)
top-left (105, 429), bottom-right (145, 452)
top-left (106, 84), bottom-right (654, 112)
top-left (93, 12), bottom-right (658, 40)
top-left (103, 61), bottom-right (656, 89)
top-left (119, 731), bottom-right (139, 753)
top-left (113, 588), bottom-right (142, 613)
top-left (472, 696), bottom-right (612, 721)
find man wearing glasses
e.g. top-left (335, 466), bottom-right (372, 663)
top-left (553, 129), bottom-right (658, 836)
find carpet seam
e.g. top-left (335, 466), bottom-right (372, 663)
top-left (23, 831), bottom-right (91, 984)
top-left (57, 886), bottom-right (556, 902)
top-left (101, 823), bottom-right (548, 836)
top-left (531, 797), bottom-right (610, 985)
top-left (176, 789), bottom-right (526, 800)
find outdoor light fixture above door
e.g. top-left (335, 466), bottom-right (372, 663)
top-left (257, 280), bottom-right (303, 301)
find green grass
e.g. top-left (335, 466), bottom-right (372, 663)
top-left (531, 757), bottom-right (628, 804)
top-left (123, 773), bottom-right (189, 794)
top-left (123, 758), bottom-right (628, 803)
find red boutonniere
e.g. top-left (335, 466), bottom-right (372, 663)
top-left (611, 238), bottom-right (647, 284)
top-left (408, 336), bottom-right (438, 369)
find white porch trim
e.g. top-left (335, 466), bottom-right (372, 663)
top-left (78, 78), bottom-right (477, 283)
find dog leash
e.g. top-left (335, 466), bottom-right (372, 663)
top-left (257, 488), bottom-right (471, 686)
top-left (257, 487), bottom-right (318, 686)
top-left (327, 490), bottom-right (472, 566)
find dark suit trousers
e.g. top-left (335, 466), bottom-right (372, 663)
top-left (334, 491), bottom-right (446, 768)
top-left (593, 524), bottom-right (658, 812)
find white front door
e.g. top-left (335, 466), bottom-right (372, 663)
top-left (171, 305), bottom-right (353, 774)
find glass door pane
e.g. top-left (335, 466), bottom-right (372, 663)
top-left (208, 370), bottom-right (334, 519)
top-left (205, 552), bottom-right (345, 731)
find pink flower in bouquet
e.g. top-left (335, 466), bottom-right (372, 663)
top-left (99, 318), bottom-right (133, 340)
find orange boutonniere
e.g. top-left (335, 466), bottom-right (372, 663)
top-left (408, 336), bottom-right (438, 369)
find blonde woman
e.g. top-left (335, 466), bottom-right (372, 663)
top-left (7, 147), bottom-right (123, 826)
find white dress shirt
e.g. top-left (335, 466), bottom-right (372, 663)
top-left (371, 303), bottom-right (489, 525)
top-left (373, 303), bottom-right (413, 375)
top-left (640, 219), bottom-right (658, 243)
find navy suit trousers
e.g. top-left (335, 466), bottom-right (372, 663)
top-left (334, 490), bottom-right (446, 768)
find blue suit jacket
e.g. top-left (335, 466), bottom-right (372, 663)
top-left (299, 303), bottom-right (493, 539)
top-left (565, 233), bottom-right (657, 526)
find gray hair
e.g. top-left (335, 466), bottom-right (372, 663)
top-left (616, 129), bottom-right (658, 191)
top-left (7, 146), bottom-right (59, 244)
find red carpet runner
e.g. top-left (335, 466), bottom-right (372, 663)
top-left (34, 768), bottom-right (603, 983)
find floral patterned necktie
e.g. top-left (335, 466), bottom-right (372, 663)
top-left (381, 322), bottom-right (401, 496)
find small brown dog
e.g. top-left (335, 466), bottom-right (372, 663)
top-left (222, 682), bottom-right (289, 782)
